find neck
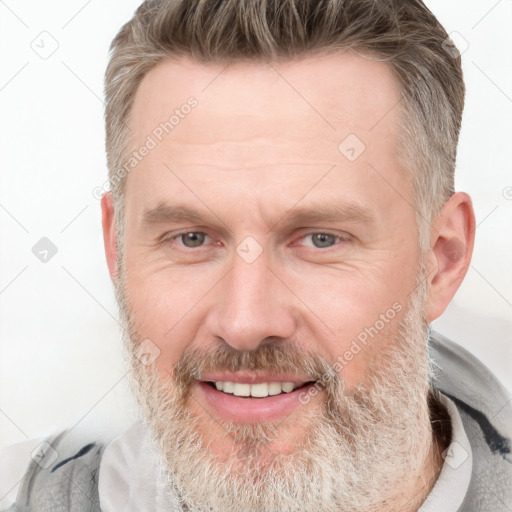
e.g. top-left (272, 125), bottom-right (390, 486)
top-left (381, 391), bottom-right (450, 512)
top-left (400, 428), bottom-right (447, 510)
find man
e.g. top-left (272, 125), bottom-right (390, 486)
top-left (1, 0), bottom-right (511, 510)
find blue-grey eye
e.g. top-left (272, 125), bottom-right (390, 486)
top-left (310, 233), bottom-right (337, 248)
top-left (180, 232), bottom-right (206, 247)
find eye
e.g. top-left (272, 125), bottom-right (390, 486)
top-left (173, 232), bottom-right (210, 248)
top-left (300, 232), bottom-right (347, 249)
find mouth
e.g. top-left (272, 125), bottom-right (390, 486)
top-left (196, 376), bottom-right (318, 423)
top-left (206, 380), bottom-right (312, 397)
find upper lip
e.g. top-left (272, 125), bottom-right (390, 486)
top-left (199, 372), bottom-right (313, 386)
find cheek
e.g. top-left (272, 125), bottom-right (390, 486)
top-left (124, 262), bottom-right (215, 374)
top-left (289, 269), bottom-right (410, 388)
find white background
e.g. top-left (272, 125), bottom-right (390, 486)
top-left (0, 0), bottom-right (511, 452)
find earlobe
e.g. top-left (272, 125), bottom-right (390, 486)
top-left (101, 192), bottom-right (118, 283)
top-left (426, 192), bottom-right (476, 322)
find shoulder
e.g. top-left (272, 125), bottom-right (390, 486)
top-left (429, 329), bottom-right (512, 440)
top-left (429, 330), bottom-right (512, 510)
top-left (0, 437), bottom-right (45, 510)
top-left (0, 430), bottom-right (106, 512)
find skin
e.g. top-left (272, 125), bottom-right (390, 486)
top-left (101, 52), bottom-right (475, 510)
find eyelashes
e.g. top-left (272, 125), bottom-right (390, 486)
top-left (163, 230), bottom-right (351, 251)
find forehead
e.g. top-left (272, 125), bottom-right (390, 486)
top-left (125, 52), bottom-right (409, 220)
top-left (130, 51), bottom-right (402, 141)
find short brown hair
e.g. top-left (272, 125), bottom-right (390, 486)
top-left (104, 0), bottom-right (465, 250)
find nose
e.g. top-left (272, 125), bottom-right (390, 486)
top-left (204, 253), bottom-right (297, 351)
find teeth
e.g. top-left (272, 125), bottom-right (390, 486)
top-left (233, 383), bottom-right (251, 397)
top-left (281, 382), bottom-right (295, 393)
top-left (250, 383), bottom-right (268, 397)
top-left (213, 381), bottom-right (299, 397)
top-left (223, 381), bottom-right (235, 394)
top-left (268, 382), bottom-right (282, 396)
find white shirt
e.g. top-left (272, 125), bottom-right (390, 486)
top-left (0, 393), bottom-right (473, 511)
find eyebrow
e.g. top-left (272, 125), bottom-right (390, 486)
top-left (141, 201), bottom-right (375, 231)
top-left (272, 203), bottom-right (375, 230)
top-left (141, 204), bottom-right (214, 227)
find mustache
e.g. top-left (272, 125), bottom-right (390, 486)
top-left (165, 341), bottom-right (385, 436)
top-left (171, 341), bottom-right (341, 396)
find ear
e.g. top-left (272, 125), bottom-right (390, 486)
top-left (425, 192), bottom-right (475, 322)
top-left (101, 192), bottom-right (118, 283)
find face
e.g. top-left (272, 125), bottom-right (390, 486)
top-left (113, 52), bottom-right (436, 511)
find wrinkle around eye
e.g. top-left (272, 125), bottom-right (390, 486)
top-left (159, 231), bottom-right (214, 249)
top-left (176, 231), bottom-right (211, 248)
top-left (292, 231), bottom-right (353, 250)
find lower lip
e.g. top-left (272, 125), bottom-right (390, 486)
top-left (196, 381), bottom-right (316, 423)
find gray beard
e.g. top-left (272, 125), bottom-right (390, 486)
top-left (117, 270), bottom-right (436, 512)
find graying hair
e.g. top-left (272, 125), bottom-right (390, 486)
top-left (104, 0), bottom-right (465, 257)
